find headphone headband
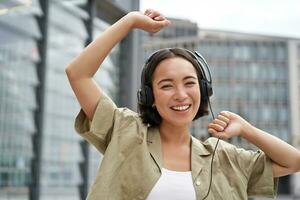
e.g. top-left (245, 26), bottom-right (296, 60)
top-left (144, 48), bottom-right (212, 83)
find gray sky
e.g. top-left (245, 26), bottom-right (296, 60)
top-left (140, 0), bottom-right (300, 38)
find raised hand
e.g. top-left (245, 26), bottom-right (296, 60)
top-left (127, 9), bottom-right (171, 33)
top-left (208, 111), bottom-right (251, 140)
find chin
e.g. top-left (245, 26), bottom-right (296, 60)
top-left (167, 118), bottom-right (193, 127)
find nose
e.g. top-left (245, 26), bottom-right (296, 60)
top-left (174, 86), bottom-right (188, 101)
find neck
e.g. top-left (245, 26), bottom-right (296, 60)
top-left (159, 121), bottom-right (191, 145)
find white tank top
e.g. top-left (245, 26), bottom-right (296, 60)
top-left (146, 168), bottom-right (196, 200)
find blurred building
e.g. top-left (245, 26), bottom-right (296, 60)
top-left (1, 1), bottom-right (300, 200)
top-left (143, 19), bottom-right (300, 198)
top-left (0, 0), bottom-right (140, 200)
top-left (288, 38), bottom-right (300, 198)
top-left (0, 0), bottom-right (41, 199)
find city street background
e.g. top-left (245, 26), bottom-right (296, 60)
top-left (0, 0), bottom-right (299, 200)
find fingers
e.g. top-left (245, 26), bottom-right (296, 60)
top-left (144, 9), bottom-right (152, 16)
top-left (208, 111), bottom-right (231, 140)
top-left (220, 111), bottom-right (231, 119)
top-left (217, 114), bottom-right (229, 124)
top-left (208, 129), bottom-right (229, 140)
top-left (138, 9), bottom-right (170, 33)
top-left (208, 121), bottom-right (224, 132)
top-left (214, 118), bottom-right (227, 127)
top-left (144, 9), bottom-right (170, 24)
top-left (153, 15), bottom-right (165, 21)
top-left (208, 117), bottom-right (229, 131)
top-left (156, 19), bottom-right (171, 28)
top-left (144, 9), bottom-right (160, 19)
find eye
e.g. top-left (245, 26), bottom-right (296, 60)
top-left (161, 85), bottom-right (173, 89)
top-left (185, 81), bottom-right (196, 87)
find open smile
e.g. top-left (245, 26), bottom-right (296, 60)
top-left (170, 104), bottom-right (191, 111)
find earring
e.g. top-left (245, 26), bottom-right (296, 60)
top-left (152, 104), bottom-right (156, 108)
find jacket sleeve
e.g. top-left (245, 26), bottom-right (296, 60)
top-left (231, 146), bottom-right (279, 198)
top-left (74, 92), bottom-right (137, 154)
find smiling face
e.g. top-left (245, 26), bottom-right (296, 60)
top-left (152, 56), bottom-right (201, 127)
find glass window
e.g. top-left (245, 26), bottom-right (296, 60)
top-left (249, 63), bottom-right (260, 80)
top-left (241, 44), bottom-right (251, 60)
top-left (232, 43), bottom-right (240, 59)
top-left (275, 43), bottom-right (287, 61)
top-left (249, 43), bottom-right (257, 60)
top-left (0, 13), bottom-right (37, 189)
top-left (257, 43), bottom-right (274, 60)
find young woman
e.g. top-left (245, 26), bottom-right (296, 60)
top-left (66, 9), bottom-right (300, 200)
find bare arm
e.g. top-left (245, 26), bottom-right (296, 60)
top-left (65, 9), bottom-right (170, 120)
top-left (208, 111), bottom-right (300, 177)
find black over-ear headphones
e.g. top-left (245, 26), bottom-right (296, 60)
top-left (137, 48), bottom-right (213, 107)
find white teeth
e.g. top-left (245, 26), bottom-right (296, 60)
top-left (172, 105), bottom-right (190, 111)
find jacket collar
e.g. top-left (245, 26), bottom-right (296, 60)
top-left (191, 136), bottom-right (211, 156)
top-left (146, 127), bottom-right (212, 173)
top-left (147, 127), bottom-right (163, 171)
top-left (190, 136), bottom-right (212, 181)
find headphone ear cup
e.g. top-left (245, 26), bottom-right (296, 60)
top-left (144, 85), bottom-right (154, 106)
top-left (200, 79), bottom-right (213, 100)
top-left (137, 89), bottom-right (145, 105)
top-left (138, 86), bottom-right (154, 106)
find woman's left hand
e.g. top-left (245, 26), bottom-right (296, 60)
top-left (208, 111), bottom-right (250, 140)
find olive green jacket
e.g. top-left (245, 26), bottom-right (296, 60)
top-left (75, 93), bottom-right (278, 200)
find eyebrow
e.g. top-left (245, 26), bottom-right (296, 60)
top-left (157, 76), bottom-right (197, 85)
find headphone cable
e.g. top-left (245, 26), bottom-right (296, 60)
top-left (201, 93), bottom-right (220, 200)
